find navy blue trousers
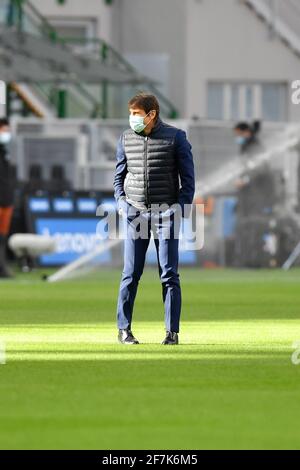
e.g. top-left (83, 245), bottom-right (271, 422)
top-left (117, 203), bottom-right (182, 333)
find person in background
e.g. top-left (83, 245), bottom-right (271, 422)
top-left (0, 118), bottom-right (14, 278)
top-left (234, 121), bottom-right (262, 157)
top-left (233, 120), bottom-right (264, 189)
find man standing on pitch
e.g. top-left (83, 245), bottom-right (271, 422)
top-left (114, 93), bottom-right (195, 345)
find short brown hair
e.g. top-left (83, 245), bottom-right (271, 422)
top-left (128, 92), bottom-right (160, 119)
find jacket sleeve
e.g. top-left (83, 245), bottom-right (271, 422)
top-left (175, 129), bottom-right (195, 214)
top-left (113, 133), bottom-right (128, 202)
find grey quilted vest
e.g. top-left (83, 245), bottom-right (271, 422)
top-left (123, 117), bottom-right (179, 209)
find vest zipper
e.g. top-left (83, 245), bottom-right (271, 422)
top-left (144, 136), bottom-right (148, 206)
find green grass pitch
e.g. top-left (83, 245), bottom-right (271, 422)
top-left (0, 268), bottom-right (300, 450)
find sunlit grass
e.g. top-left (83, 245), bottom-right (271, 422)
top-left (0, 269), bottom-right (300, 449)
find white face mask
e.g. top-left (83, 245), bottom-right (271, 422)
top-left (0, 132), bottom-right (12, 145)
top-left (129, 111), bottom-right (154, 133)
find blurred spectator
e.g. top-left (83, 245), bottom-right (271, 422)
top-left (234, 121), bottom-right (262, 156)
top-left (0, 118), bottom-right (14, 278)
top-left (234, 120), bottom-right (264, 190)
